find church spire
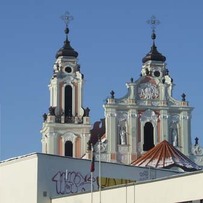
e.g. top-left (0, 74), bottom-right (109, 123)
top-left (142, 16), bottom-right (166, 63)
top-left (55, 12), bottom-right (78, 59)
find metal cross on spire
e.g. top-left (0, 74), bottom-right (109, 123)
top-left (60, 11), bottom-right (74, 28)
top-left (147, 15), bottom-right (160, 33)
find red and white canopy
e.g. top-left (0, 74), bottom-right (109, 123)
top-left (131, 140), bottom-right (201, 172)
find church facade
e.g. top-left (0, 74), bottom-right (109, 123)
top-left (103, 33), bottom-right (192, 164)
top-left (40, 15), bottom-right (202, 166)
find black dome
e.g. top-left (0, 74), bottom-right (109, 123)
top-left (55, 39), bottom-right (78, 58)
top-left (142, 42), bottom-right (166, 63)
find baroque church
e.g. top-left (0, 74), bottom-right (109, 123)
top-left (4, 15), bottom-right (203, 203)
top-left (40, 15), bottom-right (203, 167)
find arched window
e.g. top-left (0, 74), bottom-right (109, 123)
top-left (65, 85), bottom-right (72, 118)
top-left (143, 122), bottom-right (154, 151)
top-left (65, 141), bottom-right (73, 157)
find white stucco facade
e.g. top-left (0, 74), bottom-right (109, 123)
top-left (52, 171), bottom-right (203, 203)
top-left (0, 154), bottom-right (38, 203)
top-left (103, 60), bottom-right (193, 164)
top-left (0, 153), bottom-right (180, 203)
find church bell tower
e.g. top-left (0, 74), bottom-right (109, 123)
top-left (41, 13), bottom-right (91, 158)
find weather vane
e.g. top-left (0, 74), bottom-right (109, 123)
top-left (147, 16), bottom-right (160, 33)
top-left (60, 11), bottom-right (74, 28)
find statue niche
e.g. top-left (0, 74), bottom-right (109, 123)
top-left (118, 121), bottom-right (127, 145)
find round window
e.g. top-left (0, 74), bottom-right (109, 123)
top-left (65, 67), bottom-right (72, 73)
top-left (154, 70), bottom-right (160, 77)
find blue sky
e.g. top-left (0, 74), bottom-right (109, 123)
top-left (1, 0), bottom-right (203, 160)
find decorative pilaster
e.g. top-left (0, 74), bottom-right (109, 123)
top-left (41, 137), bottom-right (47, 153)
top-left (128, 110), bottom-right (138, 157)
top-left (105, 110), bottom-right (117, 161)
top-left (47, 132), bottom-right (58, 155)
top-left (159, 110), bottom-right (169, 141)
top-left (180, 112), bottom-right (190, 155)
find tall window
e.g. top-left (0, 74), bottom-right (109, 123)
top-left (65, 141), bottom-right (73, 157)
top-left (143, 122), bottom-right (154, 151)
top-left (65, 85), bottom-right (72, 118)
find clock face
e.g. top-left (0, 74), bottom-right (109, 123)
top-left (154, 70), bottom-right (160, 77)
top-left (65, 66), bottom-right (72, 73)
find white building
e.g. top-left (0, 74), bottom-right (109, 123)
top-left (52, 170), bottom-right (203, 203)
top-left (0, 153), bottom-right (180, 203)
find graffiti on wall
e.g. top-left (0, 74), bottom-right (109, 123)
top-left (52, 170), bottom-right (96, 195)
top-left (52, 170), bottom-right (136, 195)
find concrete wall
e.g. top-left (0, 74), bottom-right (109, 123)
top-left (52, 171), bottom-right (203, 203)
top-left (0, 154), bottom-right (38, 203)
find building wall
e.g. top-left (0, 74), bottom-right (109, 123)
top-left (0, 154), bottom-right (38, 203)
top-left (36, 153), bottom-right (179, 199)
top-left (52, 171), bottom-right (203, 203)
top-left (0, 153), bottom-right (180, 203)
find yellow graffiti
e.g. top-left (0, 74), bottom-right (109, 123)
top-left (97, 177), bottom-right (135, 188)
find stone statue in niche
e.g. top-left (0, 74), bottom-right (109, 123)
top-left (117, 112), bottom-right (128, 145)
top-left (170, 115), bottom-right (179, 147)
top-left (172, 128), bottom-right (178, 147)
top-left (119, 125), bottom-right (127, 145)
top-left (170, 122), bottom-right (178, 147)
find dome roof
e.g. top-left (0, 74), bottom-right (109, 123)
top-left (142, 33), bottom-right (166, 63)
top-left (131, 140), bottom-right (201, 172)
top-left (142, 42), bottom-right (166, 63)
top-left (55, 28), bottom-right (78, 59)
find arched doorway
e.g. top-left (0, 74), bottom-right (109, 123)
top-left (65, 141), bottom-right (73, 157)
top-left (143, 122), bottom-right (154, 151)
